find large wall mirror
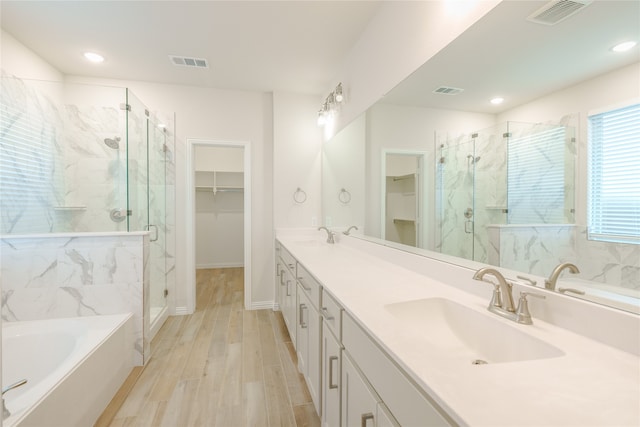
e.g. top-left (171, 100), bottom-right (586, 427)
top-left (322, 0), bottom-right (639, 313)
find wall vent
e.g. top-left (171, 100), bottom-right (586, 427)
top-left (526, 0), bottom-right (593, 25)
top-left (169, 55), bottom-right (209, 68)
top-left (433, 86), bottom-right (464, 95)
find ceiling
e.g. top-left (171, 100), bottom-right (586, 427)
top-left (381, 0), bottom-right (640, 114)
top-left (0, 1), bottom-right (381, 95)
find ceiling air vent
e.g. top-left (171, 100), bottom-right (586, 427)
top-left (526, 0), bottom-right (593, 25)
top-left (169, 55), bottom-right (209, 68)
top-left (433, 86), bottom-right (464, 95)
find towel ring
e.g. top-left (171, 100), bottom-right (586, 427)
top-left (293, 187), bottom-right (307, 204)
top-left (338, 188), bottom-right (351, 204)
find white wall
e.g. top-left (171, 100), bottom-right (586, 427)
top-left (273, 92), bottom-right (323, 229)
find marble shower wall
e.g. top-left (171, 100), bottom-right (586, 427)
top-left (1, 74), bottom-right (127, 234)
top-left (0, 233), bottom-right (150, 365)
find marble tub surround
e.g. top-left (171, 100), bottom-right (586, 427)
top-left (277, 231), bottom-right (639, 426)
top-left (0, 232), bottom-right (150, 365)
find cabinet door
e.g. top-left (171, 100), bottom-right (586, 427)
top-left (281, 268), bottom-right (296, 347)
top-left (342, 353), bottom-right (378, 427)
top-left (307, 299), bottom-right (321, 415)
top-left (297, 287), bottom-right (310, 376)
top-left (377, 403), bottom-right (400, 427)
top-left (323, 323), bottom-right (341, 427)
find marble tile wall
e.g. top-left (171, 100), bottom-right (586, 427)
top-left (1, 74), bottom-right (128, 234)
top-left (0, 233), bottom-right (150, 365)
top-left (489, 224), bottom-right (639, 291)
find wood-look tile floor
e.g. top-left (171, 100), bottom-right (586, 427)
top-left (101, 268), bottom-right (320, 427)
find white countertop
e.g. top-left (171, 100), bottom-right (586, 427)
top-left (277, 234), bottom-right (640, 426)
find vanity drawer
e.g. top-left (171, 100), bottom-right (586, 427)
top-left (279, 245), bottom-right (296, 275)
top-left (296, 263), bottom-right (321, 309)
top-left (321, 289), bottom-right (342, 339)
top-left (343, 313), bottom-right (451, 427)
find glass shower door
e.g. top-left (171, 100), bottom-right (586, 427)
top-left (148, 120), bottom-right (168, 327)
top-left (437, 137), bottom-right (475, 260)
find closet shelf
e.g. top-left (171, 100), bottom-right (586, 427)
top-left (390, 173), bottom-right (415, 181)
top-left (196, 186), bottom-right (243, 193)
top-left (393, 218), bottom-right (415, 224)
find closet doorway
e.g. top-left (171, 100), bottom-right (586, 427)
top-left (186, 139), bottom-right (251, 313)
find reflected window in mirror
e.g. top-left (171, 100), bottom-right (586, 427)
top-left (587, 102), bottom-right (640, 245)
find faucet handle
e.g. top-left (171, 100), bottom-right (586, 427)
top-left (489, 283), bottom-right (502, 308)
top-left (516, 292), bottom-right (545, 325)
top-left (516, 275), bottom-right (537, 287)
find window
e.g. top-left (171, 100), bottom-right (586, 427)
top-left (588, 102), bottom-right (640, 244)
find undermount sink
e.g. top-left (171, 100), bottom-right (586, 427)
top-left (385, 298), bottom-right (564, 364)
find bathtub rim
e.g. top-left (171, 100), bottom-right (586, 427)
top-left (2, 313), bottom-right (134, 427)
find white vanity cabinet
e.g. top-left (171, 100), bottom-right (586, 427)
top-left (342, 352), bottom-right (399, 427)
top-left (321, 288), bottom-right (343, 427)
top-left (278, 245), bottom-right (298, 347)
top-left (342, 313), bottom-right (450, 426)
top-left (296, 264), bottom-right (322, 414)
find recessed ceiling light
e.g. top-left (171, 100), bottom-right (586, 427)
top-left (490, 97), bottom-right (504, 105)
top-left (612, 41), bottom-right (637, 53)
top-left (83, 52), bottom-right (105, 63)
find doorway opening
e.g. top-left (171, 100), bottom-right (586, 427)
top-left (186, 139), bottom-right (252, 313)
top-left (381, 151), bottom-right (425, 248)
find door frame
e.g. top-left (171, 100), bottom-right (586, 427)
top-left (380, 149), bottom-right (426, 248)
top-left (186, 138), bottom-right (252, 312)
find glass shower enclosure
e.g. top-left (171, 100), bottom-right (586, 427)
top-left (0, 75), bottom-right (174, 330)
top-left (436, 121), bottom-right (576, 265)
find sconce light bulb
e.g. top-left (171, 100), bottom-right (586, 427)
top-left (335, 83), bottom-right (344, 103)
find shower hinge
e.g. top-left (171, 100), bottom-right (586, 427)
top-left (127, 209), bottom-right (133, 216)
top-left (503, 132), bottom-right (512, 138)
top-left (145, 109), bottom-right (150, 117)
top-left (163, 144), bottom-right (168, 152)
top-left (571, 137), bottom-right (576, 142)
top-left (120, 103), bottom-right (131, 111)
top-left (164, 289), bottom-right (169, 297)
top-left (471, 133), bottom-right (478, 138)
top-left (439, 157), bottom-right (445, 164)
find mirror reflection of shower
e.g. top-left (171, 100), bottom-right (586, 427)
top-left (104, 136), bottom-right (121, 150)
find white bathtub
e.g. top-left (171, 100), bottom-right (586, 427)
top-left (2, 314), bottom-right (134, 427)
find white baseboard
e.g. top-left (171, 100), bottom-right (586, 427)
top-left (174, 306), bottom-right (191, 316)
top-left (196, 262), bottom-right (244, 269)
top-left (250, 300), bottom-right (278, 310)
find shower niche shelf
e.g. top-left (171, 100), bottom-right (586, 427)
top-left (53, 206), bottom-right (87, 211)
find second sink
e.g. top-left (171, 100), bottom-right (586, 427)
top-left (385, 297), bottom-right (564, 364)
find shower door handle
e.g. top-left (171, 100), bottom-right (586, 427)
top-left (147, 224), bottom-right (159, 242)
top-left (465, 220), bottom-right (473, 234)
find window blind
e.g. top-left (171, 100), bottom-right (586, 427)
top-left (0, 83), bottom-right (57, 234)
top-left (588, 103), bottom-right (640, 244)
top-left (507, 126), bottom-right (567, 224)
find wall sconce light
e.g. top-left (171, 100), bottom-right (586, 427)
top-left (317, 82), bottom-right (345, 127)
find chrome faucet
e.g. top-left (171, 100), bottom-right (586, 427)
top-left (545, 262), bottom-right (580, 290)
top-left (473, 267), bottom-right (545, 325)
top-left (343, 225), bottom-right (358, 235)
top-left (3, 379), bottom-right (27, 420)
top-left (318, 226), bottom-right (336, 244)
